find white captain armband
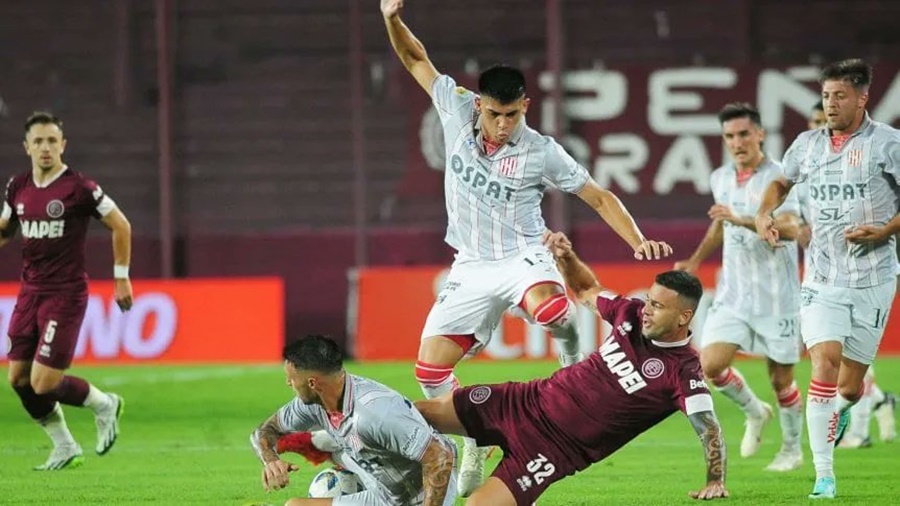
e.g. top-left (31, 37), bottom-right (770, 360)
top-left (685, 393), bottom-right (714, 416)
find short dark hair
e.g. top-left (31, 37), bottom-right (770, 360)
top-left (811, 102), bottom-right (824, 113)
top-left (478, 65), bottom-right (526, 104)
top-left (819, 59), bottom-right (873, 91)
top-left (718, 102), bottom-right (761, 127)
top-left (282, 334), bottom-right (343, 374)
top-left (24, 111), bottom-right (63, 135)
top-left (655, 270), bottom-right (703, 311)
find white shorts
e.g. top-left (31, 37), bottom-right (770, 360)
top-left (333, 472), bottom-right (458, 506)
top-left (800, 280), bottom-right (896, 365)
top-left (420, 245), bottom-right (565, 356)
top-left (701, 303), bottom-right (801, 364)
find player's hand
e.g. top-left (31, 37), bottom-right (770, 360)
top-left (114, 278), bottom-right (133, 312)
top-left (707, 204), bottom-right (737, 224)
top-left (543, 230), bottom-right (573, 258)
top-left (844, 224), bottom-right (890, 244)
top-left (261, 459), bottom-right (299, 492)
top-left (673, 259), bottom-right (699, 274)
top-left (754, 213), bottom-right (781, 247)
top-left (381, 0), bottom-right (403, 19)
top-left (798, 224), bottom-right (812, 249)
top-left (689, 481), bottom-right (729, 500)
top-left (633, 240), bottom-right (673, 261)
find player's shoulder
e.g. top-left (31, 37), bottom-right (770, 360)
top-left (709, 164), bottom-right (732, 182)
top-left (791, 128), bottom-right (820, 148)
top-left (434, 74), bottom-right (475, 100)
top-left (350, 375), bottom-right (404, 411)
top-left (867, 119), bottom-right (900, 142)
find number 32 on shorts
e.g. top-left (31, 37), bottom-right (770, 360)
top-left (515, 453), bottom-right (556, 492)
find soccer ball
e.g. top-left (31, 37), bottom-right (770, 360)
top-left (308, 467), bottom-right (362, 498)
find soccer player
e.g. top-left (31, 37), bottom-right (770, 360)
top-left (414, 231), bottom-right (728, 505)
top-left (0, 111), bottom-right (131, 470)
top-left (250, 334), bottom-right (458, 506)
top-left (801, 103), bottom-right (897, 450)
top-left (674, 103), bottom-right (804, 471)
top-left (381, 0), bottom-right (672, 494)
top-left (756, 59), bottom-right (900, 499)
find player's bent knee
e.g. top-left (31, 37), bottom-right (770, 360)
top-left (465, 478), bottom-right (517, 506)
top-left (699, 356), bottom-right (728, 381)
top-left (532, 294), bottom-right (573, 328)
top-left (30, 374), bottom-right (63, 395)
top-left (838, 383), bottom-right (864, 402)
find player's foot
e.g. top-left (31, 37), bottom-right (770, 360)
top-left (34, 443), bottom-right (84, 471)
top-left (559, 352), bottom-right (584, 368)
top-left (458, 444), bottom-right (487, 497)
top-left (836, 434), bottom-right (872, 449)
top-left (833, 406), bottom-right (851, 446)
top-left (763, 449), bottom-right (802, 471)
top-left (95, 393), bottom-right (124, 455)
top-left (740, 402), bottom-right (773, 457)
top-left (808, 476), bottom-right (836, 499)
top-left (873, 392), bottom-right (896, 442)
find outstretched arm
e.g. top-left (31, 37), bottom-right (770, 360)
top-left (382, 0), bottom-right (440, 96)
top-left (686, 410), bottom-right (728, 500)
top-left (674, 219), bottom-right (723, 273)
top-left (755, 176), bottom-right (795, 247)
top-left (251, 413), bottom-right (300, 492)
top-left (545, 231), bottom-right (603, 311)
top-left (576, 180), bottom-right (673, 260)
top-left (420, 436), bottom-right (455, 506)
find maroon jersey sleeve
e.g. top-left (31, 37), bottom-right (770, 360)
top-left (594, 291), bottom-right (641, 322)
top-left (76, 175), bottom-right (113, 219)
top-left (672, 354), bottom-right (714, 415)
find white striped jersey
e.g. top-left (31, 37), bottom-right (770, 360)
top-left (710, 158), bottom-right (801, 315)
top-left (794, 180), bottom-right (813, 277)
top-left (277, 374), bottom-right (453, 505)
top-left (782, 114), bottom-right (900, 288)
top-left (431, 75), bottom-right (590, 261)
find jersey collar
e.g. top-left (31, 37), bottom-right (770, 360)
top-left (650, 331), bottom-right (693, 348)
top-left (32, 164), bottom-right (68, 188)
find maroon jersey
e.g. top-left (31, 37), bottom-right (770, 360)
top-left (2, 167), bottom-right (115, 290)
top-left (536, 293), bottom-right (712, 470)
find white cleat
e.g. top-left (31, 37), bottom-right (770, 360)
top-left (34, 443), bottom-right (84, 471)
top-left (559, 352), bottom-right (584, 368)
top-left (836, 435), bottom-right (872, 449)
top-left (764, 449), bottom-right (802, 471)
top-left (95, 393), bottom-right (124, 455)
top-left (457, 443), bottom-right (487, 497)
top-left (740, 402), bottom-right (773, 457)
top-left (874, 393), bottom-right (896, 442)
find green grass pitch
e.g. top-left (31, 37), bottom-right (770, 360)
top-left (1, 358), bottom-right (899, 505)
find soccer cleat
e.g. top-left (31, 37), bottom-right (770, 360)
top-left (559, 352), bottom-right (584, 368)
top-left (740, 402), bottom-right (773, 457)
top-left (873, 392), bottom-right (896, 442)
top-left (763, 449), bottom-right (802, 471)
top-left (836, 435), bottom-right (872, 449)
top-left (808, 476), bottom-right (836, 499)
top-left (34, 443), bottom-right (84, 471)
top-left (95, 393), bottom-right (124, 455)
top-left (457, 443), bottom-right (487, 497)
top-left (833, 407), bottom-right (851, 446)
top-left (276, 431), bottom-right (332, 466)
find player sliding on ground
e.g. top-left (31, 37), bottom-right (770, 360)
top-left (413, 231), bottom-right (727, 505)
top-left (251, 335), bottom-right (458, 506)
top-left (381, 0), bottom-right (672, 495)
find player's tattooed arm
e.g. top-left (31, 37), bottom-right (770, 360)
top-left (549, 238), bottom-right (603, 310)
top-left (688, 410), bottom-right (727, 485)
top-left (251, 413), bottom-right (287, 464)
top-left (420, 436), bottom-right (455, 506)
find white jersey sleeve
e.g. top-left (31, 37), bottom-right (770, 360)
top-left (276, 398), bottom-right (321, 432)
top-left (363, 397), bottom-right (434, 462)
top-left (431, 75), bottom-right (475, 125)
top-left (781, 134), bottom-right (807, 183)
top-left (881, 129), bottom-right (900, 185)
top-left (542, 140), bottom-right (590, 194)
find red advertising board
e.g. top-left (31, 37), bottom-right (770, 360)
top-left (352, 265), bottom-right (900, 360)
top-left (0, 278), bottom-right (284, 363)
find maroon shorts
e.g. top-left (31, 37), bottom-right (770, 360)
top-left (453, 382), bottom-right (580, 505)
top-left (7, 288), bottom-right (88, 370)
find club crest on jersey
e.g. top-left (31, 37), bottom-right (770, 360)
top-left (46, 199), bottom-right (65, 218)
top-left (497, 156), bottom-right (518, 177)
top-left (468, 386), bottom-right (492, 404)
top-left (641, 358), bottom-right (665, 379)
top-left (847, 149), bottom-right (863, 168)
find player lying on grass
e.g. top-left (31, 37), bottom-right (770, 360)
top-left (412, 231), bottom-right (728, 505)
top-left (251, 334), bottom-right (458, 506)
